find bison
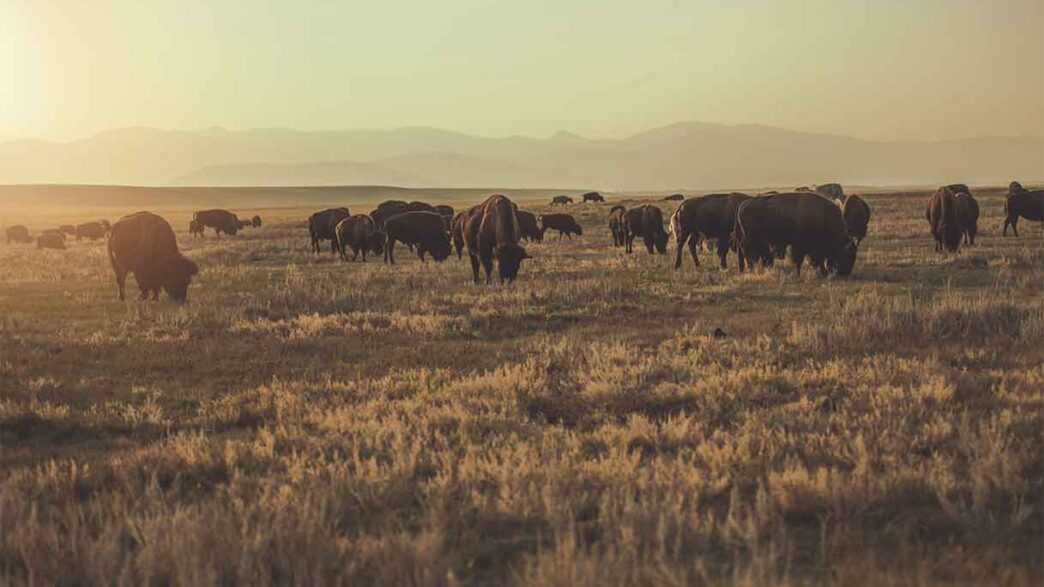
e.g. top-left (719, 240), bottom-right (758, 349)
top-left (815, 183), bottom-right (844, 201)
top-left (75, 221), bottom-right (110, 241)
top-left (462, 195), bottom-right (531, 283)
top-left (550, 195), bottom-right (573, 206)
top-left (516, 210), bottom-right (544, 243)
top-left (250, 215), bottom-right (263, 228)
top-left (383, 212), bottom-right (451, 264)
top-left (1003, 188), bottom-right (1044, 237)
top-left (735, 192), bottom-right (857, 276)
top-left (624, 205), bottom-right (668, 254)
top-left (1008, 181), bottom-right (1026, 196)
top-left (309, 207), bottom-right (351, 254)
top-left (672, 193), bottom-right (751, 269)
top-left (608, 206), bottom-right (627, 247)
top-left (662, 194), bottom-right (685, 201)
top-left (581, 192), bottom-right (605, 203)
top-left (926, 186), bottom-right (962, 253)
top-left (5, 225), bottom-right (32, 244)
top-left (842, 195), bottom-right (871, 244)
top-left (108, 212), bottom-right (199, 302)
top-left (37, 233), bottom-right (66, 250)
top-left (191, 210), bottom-right (241, 238)
top-left (953, 192), bottom-right (979, 245)
top-left (335, 215), bottom-right (383, 262)
top-left (541, 214), bottom-right (583, 239)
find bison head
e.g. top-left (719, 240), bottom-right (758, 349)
top-left (494, 244), bottom-right (532, 283)
top-left (654, 231), bottom-right (668, 254)
top-left (572, 223), bottom-right (584, 236)
top-left (160, 255), bottom-right (199, 302)
top-left (831, 239), bottom-right (858, 276)
top-left (251, 215), bottom-right (263, 227)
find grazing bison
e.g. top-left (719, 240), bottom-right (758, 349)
top-left (608, 206), bottom-right (627, 247)
top-left (6, 225), bottom-right (32, 244)
top-left (451, 211), bottom-right (468, 259)
top-left (815, 183), bottom-right (844, 201)
top-left (462, 195), bottom-right (531, 283)
top-left (335, 215), bottom-right (382, 262)
top-left (624, 205), bottom-right (668, 254)
top-left (550, 195), bottom-right (573, 206)
top-left (108, 212), bottom-right (199, 302)
top-left (953, 192), bottom-right (979, 245)
top-left (516, 210), bottom-right (544, 243)
top-left (370, 201), bottom-right (437, 232)
top-left (841, 195), bottom-right (871, 244)
top-left (541, 213), bottom-right (583, 239)
top-left (672, 193), bottom-right (751, 269)
top-left (37, 233), bottom-right (66, 250)
top-left (75, 221), bottom-right (110, 241)
top-left (383, 212), bottom-right (451, 264)
top-left (309, 207), bottom-right (351, 254)
top-left (192, 209), bottom-right (240, 238)
top-left (662, 194), bottom-right (685, 201)
top-left (59, 225), bottom-right (76, 236)
top-left (736, 192), bottom-right (858, 275)
top-left (926, 186), bottom-right (962, 253)
top-left (1003, 188), bottom-right (1044, 237)
top-left (581, 192), bottom-right (605, 203)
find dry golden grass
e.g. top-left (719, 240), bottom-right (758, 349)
top-left (0, 188), bottom-right (1041, 586)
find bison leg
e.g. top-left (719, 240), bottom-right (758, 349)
top-left (716, 239), bottom-right (730, 270)
top-left (468, 252), bottom-right (481, 284)
top-left (114, 267), bottom-right (127, 301)
top-left (385, 237), bottom-right (395, 264)
top-left (480, 251), bottom-right (494, 284)
top-left (625, 234), bottom-right (633, 254)
top-left (1009, 217), bottom-right (1019, 237)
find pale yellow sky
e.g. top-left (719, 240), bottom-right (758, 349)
top-left (1, 0), bottom-right (1041, 142)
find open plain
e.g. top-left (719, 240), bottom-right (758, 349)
top-left (0, 186), bottom-right (1041, 586)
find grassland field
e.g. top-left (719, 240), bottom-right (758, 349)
top-left (0, 186), bottom-right (1041, 586)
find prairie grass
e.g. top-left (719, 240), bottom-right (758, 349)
top-left (0, 187), bottom-right (1040, 586)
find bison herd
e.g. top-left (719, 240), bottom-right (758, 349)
top-left (3, 181), bottom-right (1041, 302)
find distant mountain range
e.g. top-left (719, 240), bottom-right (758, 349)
top-left (1, 123), bottom-right (1040, 189)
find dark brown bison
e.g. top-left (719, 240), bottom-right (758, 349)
top-left (5, 225), bottom-right (32, 244)
top-left (383, 212), bottom-right (451, 264)
top-left (1008, 181), bottom-right (1025, 196)
top-left (735, 192), bottom-right (858, 276)
top-left (516, 210), bottom-right (544, 243)
top-left (842, 195), bottom-right (871, 244)
top-left (108, 212), bottom-right (199, 302)
top-left (608, 206), bottom-right (627, 247)
top-left (953, 192), bottom-right (979, 245)
top-left (581, 192), bottom-right (605, 203)
top-left (541, 213), bottom-right (583, 239)
top-left (662, 194), bottom-right (685, 201)
top-left (462, 195), bottom-right (531, 283)
top-left (1003, 188), bottom-right (1044, 237)
top-left (624, 205), bottom-right (668, 254)
top-left (815, 183), bottom-right (844, 201)
top-left (335, 215), bottom-right (383, 262)
top-left (37, 233), bottom-right (66, 250)
top-left (672, 193), bottom-right (750, 269)
top-left (59, 225), bottom-right (76, 236)
top-left (75, 221), bottom-right (110, 241)
top-left (192, 209), bottom-right (241, 238)
top-left (451, 211), bottom-right (468, 259)
top-left (309, 207), bottom-right (350, 254)
top-left (926, 186), bottom-right (962, 253)
top-left (370, 201), bottom-right (438, 233)
top-left (550, 195), bottom-right (573, 206)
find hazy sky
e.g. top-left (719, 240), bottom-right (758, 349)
top-left (1, 0), bottom-right (1041, 142)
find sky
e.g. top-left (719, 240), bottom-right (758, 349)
top-left (1, 0), bottom-right (1041, 143)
